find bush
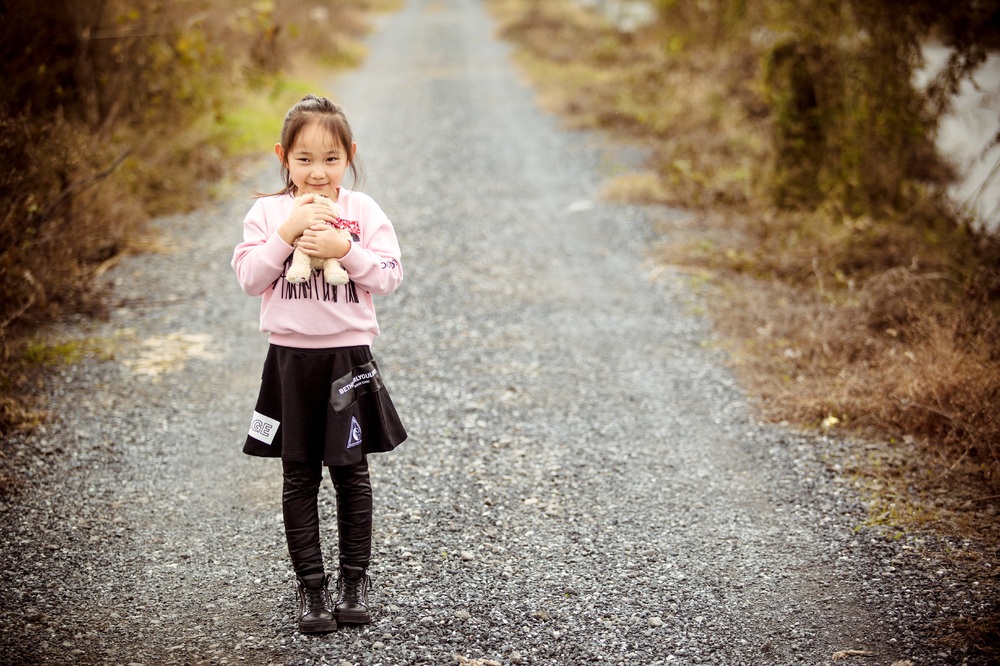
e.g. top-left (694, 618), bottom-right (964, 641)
top-left (0, 0), bottom-right (392, 436)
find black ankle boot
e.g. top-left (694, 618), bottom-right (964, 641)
top-left (295, 573), bottom-right (337, 633)
top-left (334, 565), bottom-right (371, 624)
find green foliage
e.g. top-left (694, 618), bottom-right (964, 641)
top-left (24, 339), bottom-right (92, 366)
top-left (652, 0), bottom-right (989, 218)
top-left (759, 1), bottom-right (947, 215)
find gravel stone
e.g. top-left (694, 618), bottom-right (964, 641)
top-left (1, 0), bottom-right (997, 665)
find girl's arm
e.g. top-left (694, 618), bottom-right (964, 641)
top-left (232, 200), bottom-right (294, 296)
top-left (338, 199), bottom-right (404, 296)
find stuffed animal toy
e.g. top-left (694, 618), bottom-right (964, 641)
top-left (285, 194), bottom-right (351, 286)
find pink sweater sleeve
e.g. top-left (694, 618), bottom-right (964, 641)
top-left (338, 193), bottom-right (404, 296)
top-left (231, 198), bottom-right (295, 297)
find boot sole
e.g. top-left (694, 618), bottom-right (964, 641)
top-left (299, 619), bottom-right (338, 633)
top-left (335, 610), bottom-right (371, 624)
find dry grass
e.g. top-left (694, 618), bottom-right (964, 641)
top-left (487, 0), bottom-right (1000, 540)
top-left (493, 0), bottom-right (763, 210)
top-left (656, 209), bottom-right (1000, 469)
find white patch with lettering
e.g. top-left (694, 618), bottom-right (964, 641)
top-left (248, 411), bottom-right (280, 445)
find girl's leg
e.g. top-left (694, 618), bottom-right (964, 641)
top-left (329, 457), bottom-right (373, 624)
top-left (329, 456), bottom-right (373, 568)
top-left (282, 459), bottom-right (325, 576)
top-left (282, 459), bottom-right (337, 632)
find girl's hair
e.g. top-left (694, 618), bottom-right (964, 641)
top-left (263, 94), bottom-right (365, 197)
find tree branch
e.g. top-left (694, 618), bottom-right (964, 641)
top-left (36, 149), bottom-right (132, 223)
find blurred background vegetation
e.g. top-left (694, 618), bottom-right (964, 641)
top-left (489, 0), bottom-right (1000, 529)
top-left (0, 0), bottom-right (395, 436)
top-left (3, 0), bottom-right (1000, 528)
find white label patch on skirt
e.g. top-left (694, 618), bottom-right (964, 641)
top-left (248, 411), bottom-right (280, 445)
top-left (347, 416), bottom-right (363, 449)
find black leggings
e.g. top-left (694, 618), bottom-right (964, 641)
top-left (281, 457), bottom-right (372, 577)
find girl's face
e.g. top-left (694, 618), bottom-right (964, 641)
top-left (276, 121), bottom-right (356, 198)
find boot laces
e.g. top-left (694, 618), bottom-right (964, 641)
top-left (341, 574), bottom-right (362, 602)
top-left (338, 569), bottom-right (368, 605)
top-left (301, 576), bottom-right (331, 613)
top-left (306, 585), bottom-right (328, 612)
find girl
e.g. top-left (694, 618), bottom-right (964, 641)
top-left (232, 94), bottom-right (406, 634)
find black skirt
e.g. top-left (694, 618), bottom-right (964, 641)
top-left (244, 344), bottom-right (407, 466)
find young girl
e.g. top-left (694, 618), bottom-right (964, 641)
top-left (232, 94), bottom-right (406, 634)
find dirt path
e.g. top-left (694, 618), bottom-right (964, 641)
top-left (1, 1), bottom-right (994, 664)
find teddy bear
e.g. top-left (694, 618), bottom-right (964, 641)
top-left (285, 194), bottom-right (352, 286)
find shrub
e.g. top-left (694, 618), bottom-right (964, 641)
top-left (0, 0), bottom-right (390, 436)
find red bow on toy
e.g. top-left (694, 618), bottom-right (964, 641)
top-left (332, 218), bottom-right (361, 236)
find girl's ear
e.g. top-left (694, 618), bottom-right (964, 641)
top-left (350, 142), bottom-right (358, 160)
top-left (274, 143), bottom-right (286, 163)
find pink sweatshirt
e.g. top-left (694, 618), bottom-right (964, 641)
top-left (232, 188), bottom-right (403, 349)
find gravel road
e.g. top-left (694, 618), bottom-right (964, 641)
top-left (2, 0), bottom-right (996, 664)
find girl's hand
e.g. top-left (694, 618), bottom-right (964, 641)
top-left (298, 225), bottom-right (352, 259)
top-left (277, 198), bottom-right (338, 245)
